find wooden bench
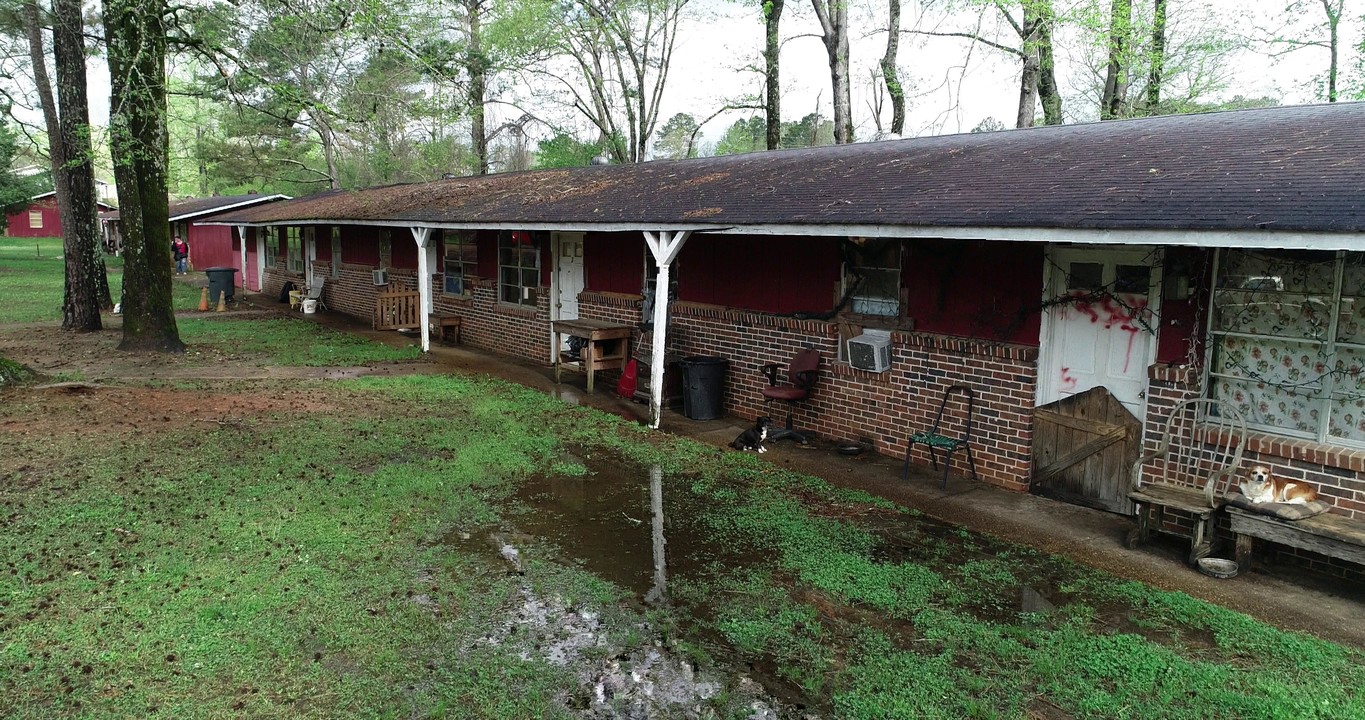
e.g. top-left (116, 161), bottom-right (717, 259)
top-left (374, 289), bottom-right (421, 331)
top-left (1229, 506), bottom-right (1365, 572)
top-left (429, 313), bottom-right (462, 344)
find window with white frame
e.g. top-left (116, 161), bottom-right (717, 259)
top-left (499, 230), bottom-right (539, 306)
top-left (29, 210), bottom-right (41, 229)
top-left (443, 230), bottom-right (477, 297)
top-left (286, 227), bottom-right (303, 273)
top-left (264, 227), bottom-right (278, 267)
top-left (1209, 248), bottom-right (1365, 445)
top-left (331, 227), bottom-right (341, 279)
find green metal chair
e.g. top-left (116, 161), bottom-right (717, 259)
top-left (902, 385), bottom-right (979, 489)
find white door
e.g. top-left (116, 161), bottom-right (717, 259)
top-left (1039, 247), bottom-right (1162, 418)
top-left (554, 232), bottom-right (585, 320)
top-left (304, 227), bottom-right (317, 288)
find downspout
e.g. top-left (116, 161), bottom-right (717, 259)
top-left (642, 231), bottom-right (690, 428)
top-left (412, 226), bottom-right (432, 353)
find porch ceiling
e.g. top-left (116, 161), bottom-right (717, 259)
top-left (207, 103), bottom-right (1365, 242)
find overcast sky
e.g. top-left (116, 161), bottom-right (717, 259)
top-left (63, 0), bottom-right (1360, 150)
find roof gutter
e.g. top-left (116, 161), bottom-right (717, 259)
top-left (199, 217), bottom-right (1365, 251)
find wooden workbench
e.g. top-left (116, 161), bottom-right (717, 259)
top-left (552, 318), bottom-right (633, 393)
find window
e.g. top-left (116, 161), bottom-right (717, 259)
top-left (1209, 248), bottom-right (1365, 445)
top-left (845, 238), bottom-right (902, 316)
top-left (331, 227), bottom-right (341, 279)
top-left (286, 227), bottom-right (303, 273)
top-left (28, 210), bottom-right (41, 229)
top-left (443, 230), bottom-right (478, 296)
top-left (499, 230), bottom-right (539, 306)
top-left (264, 227), bottom-right (278, 267)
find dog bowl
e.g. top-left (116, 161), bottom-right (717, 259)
top-left (836, 442), bottom-right (865, 456)
top-left (1196, 557), bottom-right (1239, 579)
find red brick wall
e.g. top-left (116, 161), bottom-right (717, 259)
top-left (575, 292), bottom-right (1037, 491)
top-left (1141, 362), bottom-right (1365, 581)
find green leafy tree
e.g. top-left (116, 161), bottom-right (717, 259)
top-left (710, 115), bottom-right (766, 155)
top-left (533, 132), bottom-right (608, 168)
top-left (780, 112), bottom-right (834, 148)
top-left (652, 112), bottom-right (699, 159)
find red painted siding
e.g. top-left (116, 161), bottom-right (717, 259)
top-left (315, 226), bottom-right (333, 262)
top-left (476, 230), bottom-right (498, 279)
top-left (186, 223), bottom-right (234, 270)
top-left (1154, 248), bottom-right (1212, 365)
top-left (391, 232), bottom-right (418, 269)
top-left (585, 232), bottom-right (645, 294)
top-left (904, 239), bottom-right (1044, 346)
top-left (5, 199), bottom-right (61, 238)
top-left (678, 235), bottom-right (840, 314)
top-left (341, 226), bottom-right (381, 265)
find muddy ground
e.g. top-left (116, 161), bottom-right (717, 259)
top-left (3, 296), bottom-right (1364, 655)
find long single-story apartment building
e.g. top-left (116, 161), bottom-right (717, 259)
top-left (210, 103), bottom-right (1365, 574)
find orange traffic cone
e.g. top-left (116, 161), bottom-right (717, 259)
top-left (198, 287), bottom-right (209, 311)
top-left (216, 290), bottom-right (227, 312)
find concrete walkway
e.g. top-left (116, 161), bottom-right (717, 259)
top-left (253, 292), bottom-right (1365, 649)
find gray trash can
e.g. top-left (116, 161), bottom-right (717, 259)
top-left (204, 267), bottom-right (238, 305)
top-left (679, 356), bottom-right (728, 420)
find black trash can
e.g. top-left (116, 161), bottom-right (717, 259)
top-left (204, 267), bottom-right (238, 304)
top-left (679, 356), bottom-right (728, 420)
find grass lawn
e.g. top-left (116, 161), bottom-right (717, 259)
top-left (0, 236), bottom-right (204, 324)
top-left (2, 370), bottom-right (1363, 718)
top-left (3, 238), bottom-right (1363, 717)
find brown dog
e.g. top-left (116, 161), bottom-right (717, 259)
top-left (1240, 464), bottom-right (1318, 505)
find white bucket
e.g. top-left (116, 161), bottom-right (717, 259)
top-left (301, 298), bottom-right (318, 314)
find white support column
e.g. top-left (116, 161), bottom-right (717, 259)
top-left (643, 230), bottom-right (691, 428)
top-left (236, 225), bottom-right (248, 290)
top-left (412, 227), bottom-right (432, 353)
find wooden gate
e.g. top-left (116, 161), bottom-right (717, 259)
top-left (374, 289), bottom-right (421, 330)
top-left (1031, 386), bottom-right (1140, 515)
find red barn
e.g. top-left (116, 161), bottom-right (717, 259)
top-left (6, 192), bottom-right (115, 238)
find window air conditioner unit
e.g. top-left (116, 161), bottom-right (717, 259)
top-left (372, 268), bottom-right (388, 286)
top-left (848, 331), bottom-right (892, 373)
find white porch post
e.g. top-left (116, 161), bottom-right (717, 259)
top-left (236, 225), bottom-right (248, 289)
top-left (255, 229), bottom-right (266, 291)
top-left (411, 227), bottom-right (432, 353)
top-left (643, 230), bottom-right (690, 428)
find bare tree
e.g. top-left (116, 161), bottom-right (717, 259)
top-left (810, 0), bottom-right (853, 143)
top-left (763, 0), bottom-right (785, 148)
top-left (1266, 0), bottom-right (1346, 102)
top-left (545, 0), bottom-right (690, 163)
top-left (880, 0), bottom-right (905, 135)
top-left (910, 1), bottom-right (1063, 128)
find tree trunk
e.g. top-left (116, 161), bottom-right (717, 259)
top-left (53, 0), bottom-right (103, 331)
top-left (1101, 0), bottom-right (1131, 119)
top-left (811, 0), bottom-right (853, 143)
top-left (763, 0), bottom-right (783, 149)
top-left (880, 0), bottom-right (905, 135)
top-left (1324, 0), bottom-right (1339, 102)
top-left (467, 0), bottom-right (489, 173)
top-left (1146, 0), bottom-right (1167, 111)
top-left (103, 0), bottom-right (183, 353)
top-left (1036, 0), bottom-right (1062, 125)
top-left (1016, 4), bottom-right (1042, 129)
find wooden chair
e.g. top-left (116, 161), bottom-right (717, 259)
top-left (1126, 397), bottom-right (1246, 565)
top-left (902, 385), bottom-right (979, 489)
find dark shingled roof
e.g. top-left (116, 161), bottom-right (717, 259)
top-left (212, 103), bottom-right (1365, 234)
top-left (105, 193), bottom-right (288, 222)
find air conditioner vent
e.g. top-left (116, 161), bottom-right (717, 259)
top-left (372, 268), bottom-right (388, 286)
top-left (847, 332), bottom-right (892, 373)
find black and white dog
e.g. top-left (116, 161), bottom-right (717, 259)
top-left (730, 416), bottom-right (774, 453)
